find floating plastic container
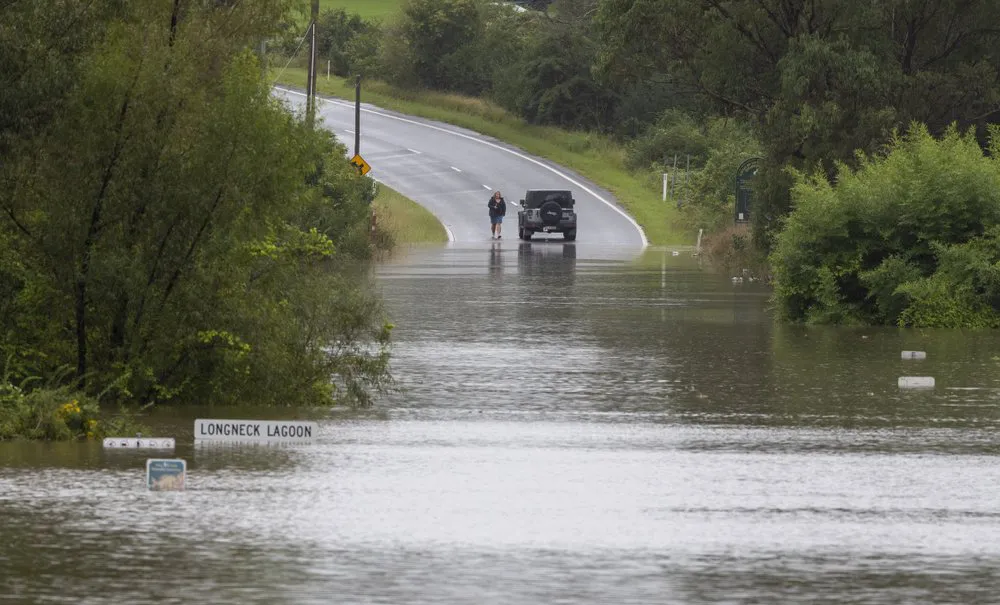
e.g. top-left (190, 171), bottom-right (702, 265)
top-left (898, 376), bottom-right (935, 389)
top-left (901, 351), bottom-right (927, 360)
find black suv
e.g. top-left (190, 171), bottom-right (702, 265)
top-left (517, 189), bottom-right (577, 241)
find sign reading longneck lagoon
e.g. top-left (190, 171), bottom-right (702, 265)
top-left (194, 419), bottom-right (318, 443)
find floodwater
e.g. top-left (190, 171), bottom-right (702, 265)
top-left (3, 242), bottom-right (1000, 604)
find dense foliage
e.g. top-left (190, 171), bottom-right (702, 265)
top-left (595, 0), bottom-right (1000, 244)
top-left (0, 0), bottom-right (393, 418)
top-left (771, 125), bottom-right (1000, 327)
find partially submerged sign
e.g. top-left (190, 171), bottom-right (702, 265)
top-left (194, 419), bottom-right (317, 443)
top-left (147, 459), bottom-right (186, 491)
top-left (104, 437), bottom-right (175, 450)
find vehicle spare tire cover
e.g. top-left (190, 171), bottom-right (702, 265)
top-left (540, 200), bottom-right (562, 226)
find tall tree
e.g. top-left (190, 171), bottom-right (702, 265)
top-left (596, 0), bottom-right (1000, 243)
top-left (0, 0), bottom-right (391, 407)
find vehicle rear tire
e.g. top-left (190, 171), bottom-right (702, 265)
top-left (563, 229), bottom-right (576, 241)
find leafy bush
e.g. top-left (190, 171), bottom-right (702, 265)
top-left (0, 383), bottom-right (100, 441)
top-left (771, 124), bottom-right (1000, 326)
top-left (625, 109), bottom-right (709, 170)
top-left (388, 0), bottom-right (482, 90)
top-left (317, 9), bottom-right (377, 77)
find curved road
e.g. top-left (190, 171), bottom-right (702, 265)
top-left (274, 88), bottom-right (646, 250)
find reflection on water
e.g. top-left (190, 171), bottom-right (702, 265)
top-left (3, 244), bottom-right (1000, 604)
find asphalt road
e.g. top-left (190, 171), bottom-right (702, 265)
top-left (274, 88), bottom-right (646, 249)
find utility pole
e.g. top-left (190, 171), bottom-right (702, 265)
top-left (354, 75), bottom-right (361, 157)
top-left (306, 0), bottom-right (319, 128)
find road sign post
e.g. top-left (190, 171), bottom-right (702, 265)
top-left (355, 75), bottom-right (361, 157)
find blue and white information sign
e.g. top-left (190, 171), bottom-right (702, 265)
top-left (146, 459), bottom-right (186, 491)
top-left (194, 419), bottom-right (317, 443)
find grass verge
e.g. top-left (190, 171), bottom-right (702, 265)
top-left (373, 183), bottom-right (449, 246)
top-left (273, 67), bottom-right (689, 245)
top-left (317, 0), bottom-right (402, 20)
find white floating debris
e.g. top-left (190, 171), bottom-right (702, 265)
top-left (671, 250), bottom-right (680, 256)
top-left (104, 437), bottom-right (175, 450)
top-left (898, 376), bottom-right (935, 389)
top-left (901, 350), bottom-right (927, 360)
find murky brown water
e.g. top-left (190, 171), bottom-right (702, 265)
top-left (3, 244), bottom-right (1000, 604)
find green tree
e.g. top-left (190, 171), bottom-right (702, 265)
top-left (0, 0), bottom-right (391, 407)
top-left (770, 124), bottom-right (1000, 327)
top-left (316, 8), bottom-right (374, 77)
top-left (595, 0), bottom-right (1000, 243)
top-left (392, 0), bottom-right (482, 90)
top-left (492, 0), bottom-right (617, 129)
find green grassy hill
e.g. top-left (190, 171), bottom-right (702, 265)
top-left (317, 0), bottom-right (402, 20)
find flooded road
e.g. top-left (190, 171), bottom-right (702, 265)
top-left (3, 243), bottom-right (1000, 604)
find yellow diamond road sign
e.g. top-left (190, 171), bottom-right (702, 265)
top-left (350, 154), bottom-right (371, 176)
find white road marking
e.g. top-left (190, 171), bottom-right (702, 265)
top-left (443, 223), bottom-right (455, 242)
top-left (451, 166), bottom-right (462, 172)
top-left (483, 185), bottom-right (492, 190)
top-left (345, 129), bottom-right (354, 135)
top-left (407, 148), bottom-right (422, 154)
top-left (276, 87), bottom-right (648, 246)
top-left (367, 152), bottom-right (427, 161)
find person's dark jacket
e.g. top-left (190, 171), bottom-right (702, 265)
top-left (488, 197), bottom-right (506, 218)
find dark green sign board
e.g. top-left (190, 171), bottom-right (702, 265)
top-left (146, 458), bottom-right (186, 491)
top-left (735, 158), bottom-right (759, 223)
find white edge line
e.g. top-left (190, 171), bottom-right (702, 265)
top-left (450, 166), bottom-right (462, 172)
top-left (407, 148), bottom-right (422, 154)
top-left (366, 152), bottom-right (422, 161)
top-left (275, 87), bottom-right (648, 247)
top-left (345, 129), bottom-right (354, 135)
top-left (483, 185), bottom-right (492, 191)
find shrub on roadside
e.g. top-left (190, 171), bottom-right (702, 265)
top-left (0, 383), bottom-right (101, 441)
top-left (771, 124), bottom-right (1000, 326)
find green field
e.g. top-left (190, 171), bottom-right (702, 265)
top-left (274, 67), bottom-right (688, 245)
top-left (316, 0), bottom-right (402, 20)
top-left (373, 183), bottom-right (449, 246)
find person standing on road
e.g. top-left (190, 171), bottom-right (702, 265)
top-left (488, 191), bottom-right (507, 239)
